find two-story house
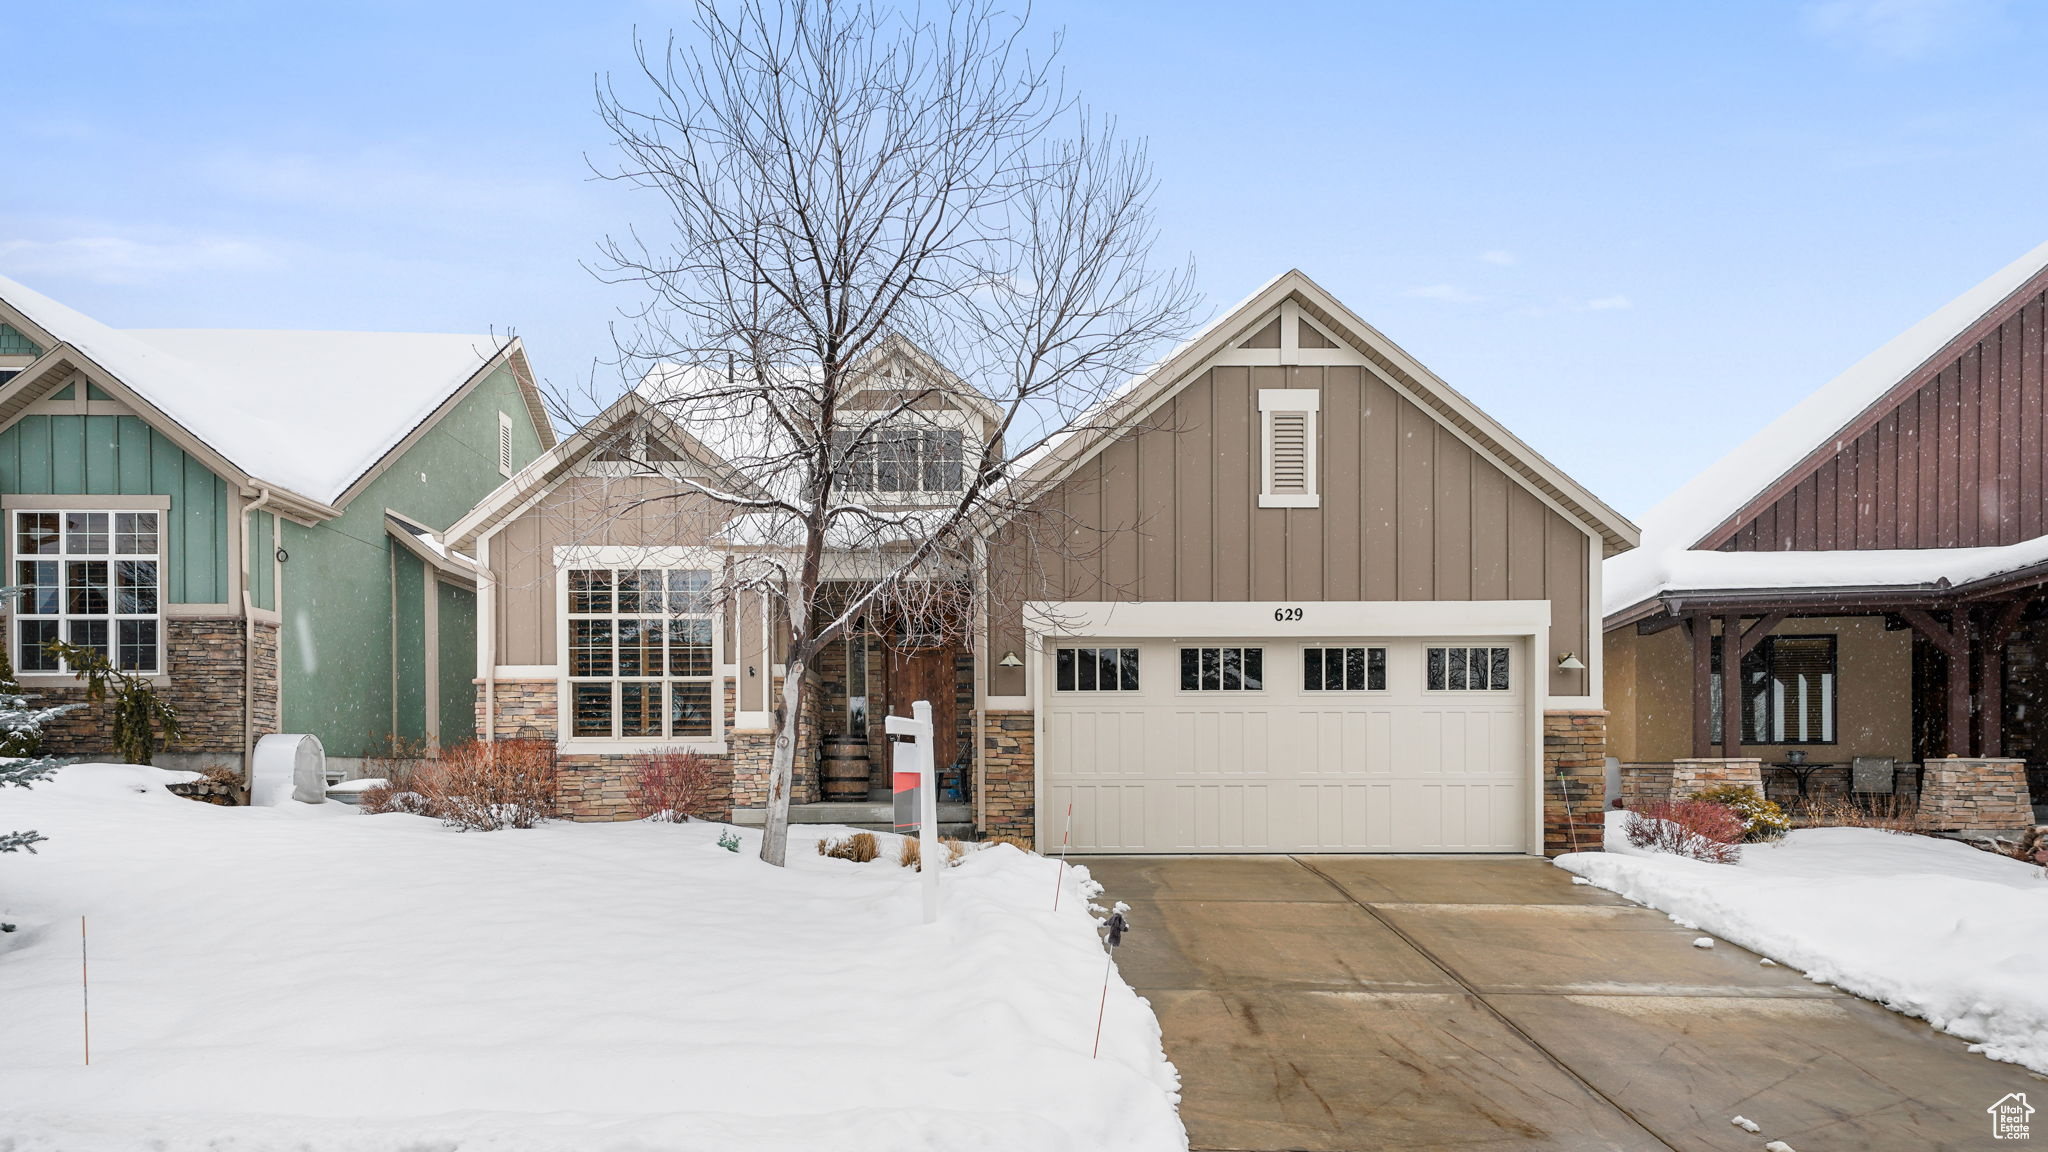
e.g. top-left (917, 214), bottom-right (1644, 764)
top-left (453, 272), bottom-right (1635, 856)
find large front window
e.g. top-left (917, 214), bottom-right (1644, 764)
top-left (14, 510), bottom-right (160, 674)
top-left (1713, 634), bottom-right (1837, 745)
top-left (565, 567), bottom-right (719, 740)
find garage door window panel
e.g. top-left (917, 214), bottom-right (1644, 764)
top-left (1426, 646), bottom-right (1511, 692)
top-left (1304, 645), bottom-right (1386, 691)
top-left (1055, 646), bottom-right (1139, 692)
top-left (1180, 646), bottom-right (1262, 691)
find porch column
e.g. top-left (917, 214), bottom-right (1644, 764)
top-left (1719, 614), bottom-right (1743, 755)
top-left (1949, 616), bottom-right (1973, 756)
top-left (1690, 614), bottom-right (1713, 759)
top-left (1974, 599), bottom-right (2029, 757)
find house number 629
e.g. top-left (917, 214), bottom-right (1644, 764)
top-left (1273, 607), bottom-right (1304, 622)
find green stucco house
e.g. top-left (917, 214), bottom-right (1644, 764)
top-left (0, 275), bottom-right (554, 774)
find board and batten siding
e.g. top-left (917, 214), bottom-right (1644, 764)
top-left (489, 476), bottom-right (733, 668)
top-left (1714, 282), bottom-right (2048, 552)
top-left (0, 412), bottom-right (231, 604)
top-left (990, 363), bottom-right (1592, 696)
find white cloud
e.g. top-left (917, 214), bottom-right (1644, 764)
top-left (1586, 295), bottom-right (1632, 310)
top-left (1802, 0), bottom-right (2010, 60)
top-left (1479, 250), bottom-right (1517, 265)
top-left (1404, 283), bottom-right (1484, 304)
top-left (0, 234), bottom-right (276, 285)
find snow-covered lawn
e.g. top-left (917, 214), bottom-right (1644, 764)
top-left (0, 765), bottom-right (1185, 1151)
top-left (1559, 811), bottom-right (2048, 1075)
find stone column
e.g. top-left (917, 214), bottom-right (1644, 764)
top-left (1919, 757), bottom-right (2033, 834)
top-left (1543, 710), bottom-right (1607, 856)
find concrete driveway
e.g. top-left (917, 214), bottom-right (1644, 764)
top-left (1083, 855), bottom-right (2044, 1152)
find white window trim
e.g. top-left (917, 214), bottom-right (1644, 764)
top-left (1300, 644), bottom-right (1390, 693)
top-left (497, 411), bottom-right (515, 477)
top-left (1423, 643), bottom-right (1516, 695)
top-left (10, 508), bottom-right (164, 677)
top-left (831, 407), bottom-right (984, 504)
top-left (1257, 388), bottom-right (1320, 508)
top-left (555, 553), bottom-right (727, 750)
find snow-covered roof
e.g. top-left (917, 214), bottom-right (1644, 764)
top-left (1606, 240), bottom-right (2048, 616)
top-left (1615, 535), bottom-right (2048, 604)
top-left (0, 274), bottom-right (514, 506)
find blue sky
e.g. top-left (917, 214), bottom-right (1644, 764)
top-left (6, 0), bottom-right (2045, 519)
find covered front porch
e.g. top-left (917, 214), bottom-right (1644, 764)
top-left (1610, 572), bottom-right (2048, 829)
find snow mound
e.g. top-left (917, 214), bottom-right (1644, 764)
top-left (1560, 810), bottom-right (2048, 1075)
top-left (33, 762), bottom-right (201, 799)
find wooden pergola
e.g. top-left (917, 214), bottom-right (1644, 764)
top-left (1628, 560), bottom-right (2048, 760)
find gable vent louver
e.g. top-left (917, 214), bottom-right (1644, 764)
top-left (1257, 388), bottom-right (1320, 508)
top-left (1269, 411), bottom-right (1308, 493)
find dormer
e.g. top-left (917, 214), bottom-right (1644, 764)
top-left (830, 338), bottom-right (998, 504)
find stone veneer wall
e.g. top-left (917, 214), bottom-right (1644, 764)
top-left (1619, 758), bottom-right (1764, 809)
top-left (982, 710), bottom-right (1034, 845)
top-left (39, 617), bottom-right (264, 767)
top-left (1919, 757), bottom-right (2034, 833)
top-left (1542, 709), bottom-right (1606, 857)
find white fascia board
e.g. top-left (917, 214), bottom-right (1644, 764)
top-left (1022, 599), bottom-right (1552, 640)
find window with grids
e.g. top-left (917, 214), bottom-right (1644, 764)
top-left (1425, 646), bottom-right (1510, 692)
top-left (564, 567), bottom-right (718, 740)
top-left (1055, 647), bottom-right (1139, 691)
top-left (1303, 646), bottom-right (1386, 691)
top-left (1711, 635), bottom-right (1836, 745)
top-left (833, 426), bottom-right (964, 493)
top-left (1179, 646), bottom-right (1263, 691)
top-left (13, 511), bottom-right (161, 674)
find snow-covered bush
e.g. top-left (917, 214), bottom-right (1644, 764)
top-left (1689, 784), bottom-right (1789, 841)
top-left (818, 831), bottom-right (879, 862)
top-left (377, 740), bottom-right (558, 831)
top-left (1792, 795), bottom-right (1924, 834)
top-left (0, 612), bottom-right (81, 855)
top-left (630, 747), bottom-right (722, 821)
top-left (1624, 800), bottom-right (1744, 864)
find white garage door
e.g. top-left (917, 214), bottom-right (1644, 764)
top-left (1043, 638), bottom-right (1528, 853)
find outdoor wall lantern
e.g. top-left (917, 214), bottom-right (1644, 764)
top-left (1556, 652), bottom-right (1585, 671)
top-left (997, 652), bottom-right (1023, 667)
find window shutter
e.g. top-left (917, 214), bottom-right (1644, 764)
top-left (1269, 411), bottom-right (1308, 493)
top-left (498, 412), bottom-right (514, 476)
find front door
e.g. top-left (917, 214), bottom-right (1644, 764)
top-left (884, 634), bottom-right (958, 776)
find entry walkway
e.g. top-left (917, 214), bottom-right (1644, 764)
top-left (1082, 855), bottom-right (2043, 1151)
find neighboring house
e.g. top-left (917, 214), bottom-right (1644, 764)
top-left (457, 271), bottom-right (1636, 856)
top-left (0, 275), bottom-right (553, 774)
top-left (1604, 241), bottom-right (2048, 828)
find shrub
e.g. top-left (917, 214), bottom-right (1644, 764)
top-left (44, 639), bottom-right (178, 764)
top-left (1791, 795), bottom-right (1924, 834)
top-left (359, 784), bottom-right (430, 816)
top-left (391, 740), bottom-right (558, 831)
top-left (818, 831), bottom-right (879, 862)
top-left (1689, 784), bottom-right (1790, 841)
top-left (1624, 800), bottom-right (1744, 864)
top-left (981, 834), bottom-right (1035, 853)
top-left (630, 747), bottom-right (722, 822)
top-left (898, 835), bottom-right (967, 871)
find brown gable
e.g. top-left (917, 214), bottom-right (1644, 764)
top-left (1709, 273), bottom-right (2048, 552)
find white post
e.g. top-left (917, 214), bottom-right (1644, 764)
top-left (885, 700), bottom-right (942, 924)
top-left (914, 699), bottom-right (940, 924)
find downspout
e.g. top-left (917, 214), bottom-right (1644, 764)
top-left (479, 532), bottom-right (495, 743)
top-left (242, 486), bottom-right (277, 783)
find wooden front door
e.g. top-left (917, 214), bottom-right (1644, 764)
top-left (884, 637), bottom-right (958, 772)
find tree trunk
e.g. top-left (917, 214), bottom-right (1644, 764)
top-left (760, 650), bottom-right (808, 866)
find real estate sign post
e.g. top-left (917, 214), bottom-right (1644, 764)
top-left (887, 701), bottom-right (940, 923)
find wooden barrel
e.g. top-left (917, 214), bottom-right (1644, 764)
top-left (821, 740), bottom-right (870, 801)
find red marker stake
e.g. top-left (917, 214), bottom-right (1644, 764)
top-left (1050, 800), bottom-right (1074, 912)
top-left (1091, 948), bottom-right (1113, 1059)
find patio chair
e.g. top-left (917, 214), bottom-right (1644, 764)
top-left (1850, 756), bottom-right (1897, 799)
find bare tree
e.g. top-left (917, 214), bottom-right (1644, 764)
top-left (590, 0), bottom-right (1195, 865)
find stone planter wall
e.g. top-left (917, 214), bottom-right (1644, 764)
top-left (1620, 758), bottom-right (1764, 809)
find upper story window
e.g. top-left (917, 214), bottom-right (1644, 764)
top-left (1258, 389), bottom-right (1319, 508)
top-left (564, 566), bottom-right (719, 742)
top-left (13, 510), bottom-right (161, 674)
top-left (834, 426), bottom-right (964, 494)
